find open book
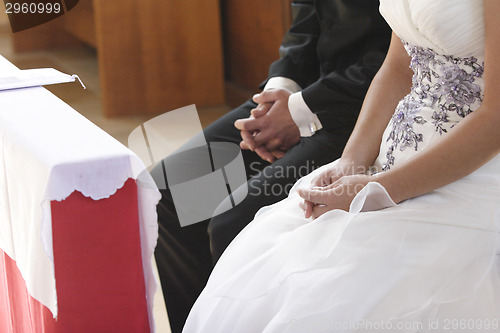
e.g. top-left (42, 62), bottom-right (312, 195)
top-left (0, 68), bottom-right (86, 91)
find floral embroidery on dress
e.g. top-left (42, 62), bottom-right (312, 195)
top-left (381, 40), bottom-right (484, 171)
top-left (382, 96), bottom-right (427, 170)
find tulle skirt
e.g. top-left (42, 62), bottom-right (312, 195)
top-left (183, 154), bottom-right (500, 333)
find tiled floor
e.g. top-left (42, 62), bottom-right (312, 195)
top-left (0, 18), bottom-right (230, 333)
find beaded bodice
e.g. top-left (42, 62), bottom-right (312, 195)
top-left (379, 41), bottom-right (485, 170)
top-left (375, 0), bottom-right (486, 171)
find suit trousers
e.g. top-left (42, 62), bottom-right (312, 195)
top-left (152, 99), bottom-right (355, 333)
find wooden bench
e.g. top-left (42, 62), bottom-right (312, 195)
top-left (11, 0), bottom-right (225, 117)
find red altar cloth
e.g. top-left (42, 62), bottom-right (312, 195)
top-left (0, 179), bottom-right (151, 332)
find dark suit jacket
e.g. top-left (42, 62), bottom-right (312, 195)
top-left (266, 0), bottom-right (391, 132)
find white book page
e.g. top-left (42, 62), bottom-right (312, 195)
top-left (0, 68), bottom-right (85, 90)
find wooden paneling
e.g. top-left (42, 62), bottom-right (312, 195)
top-left (221, 0), bottom-right (292, 106)
top-left (10, 16), bottom-right (83, 52)
top-left (11, 0), bottom-right (225, 117)
top-left (63, 0), bottom-right (96, 48)
top-left (10, 1), bottom-right (293, 114)
top-left (93, 0), bottom-right (225, 117)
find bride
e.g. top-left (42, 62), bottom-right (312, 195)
top-left (183, 0), bottom-right (500, 332)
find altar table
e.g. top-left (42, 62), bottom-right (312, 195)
top-left (0, 55), bottom-right (160, 332)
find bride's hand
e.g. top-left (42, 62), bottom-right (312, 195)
top-left (297, 174), bottom-right (371, 218)
top-left (309, 160), bottom-right (369, 188)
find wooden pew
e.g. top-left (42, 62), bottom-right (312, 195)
top-left (11, 0), bottom-right (225, 117)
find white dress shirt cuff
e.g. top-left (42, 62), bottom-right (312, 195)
top-left (263, 77), bottom-right (302, 93)
top-left (288, 91), bottom-right (323, 137)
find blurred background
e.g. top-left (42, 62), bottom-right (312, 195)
top-left (0, 0), bottom-right (292, 145)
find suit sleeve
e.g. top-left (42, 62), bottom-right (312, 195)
top-left (265, 0), bottom-right (321, 89)
top-left (301, 33), bottom-right (390, 131)
top-left (265, 0), bottom-right (392, 133)
top-left (299, 3), bottom-right (392, 132)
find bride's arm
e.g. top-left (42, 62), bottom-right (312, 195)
top-left (340, 32), bottom-right (412, 170)
top-left (375, 0), bottom-right (500, 204)
top-left (299, 33), bottom-right (412, 216)
top-left (299, 0), bottom-right (500, 217)
top-left (305, 33), bottom-right (413, 188)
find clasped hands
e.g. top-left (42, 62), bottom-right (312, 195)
top-left (297, 161), bottom-right (373, 219)
top-left (235, 89), bottom-right (372, 219)
top-left (234, 88), bottom-right (301, 163)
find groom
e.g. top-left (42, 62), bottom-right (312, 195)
top-left (152, 1), bottom-right (391, 332)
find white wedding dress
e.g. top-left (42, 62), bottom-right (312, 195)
top-left (183, 0), bottom-right (500, 332)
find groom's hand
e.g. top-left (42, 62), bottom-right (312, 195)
top-left (235, 88), bottom-right (300, 163)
